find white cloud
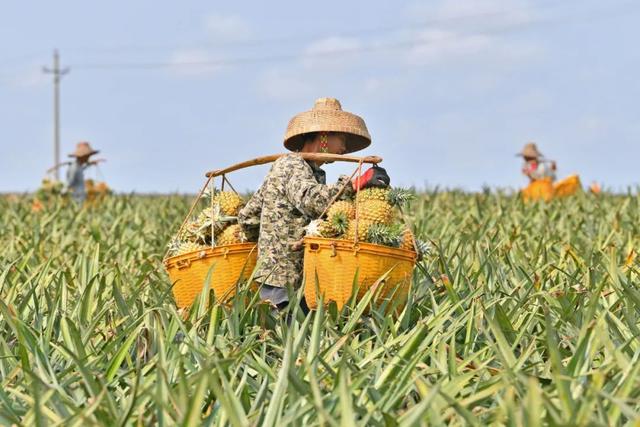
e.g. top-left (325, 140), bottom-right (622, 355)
top-left (205, 14), bottom-right (252, 41)
top-left (406, 29), bottom-right (493, 65)
top-left (407, 0), bottom-right (535, 29)
top-left (403, 0), bottom-right (540, 66)
top-left (302, 36), bottom-right (362, 69)
top-left (258, 68), bottom-right (315, 101)
top-left (167, 49), bottom-right (223, 77)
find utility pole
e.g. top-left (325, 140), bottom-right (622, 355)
top-left (43, 49), bottom-right (70, 181)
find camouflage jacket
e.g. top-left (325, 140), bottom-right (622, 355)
top-left (238, 154), bottom-right (353, 288)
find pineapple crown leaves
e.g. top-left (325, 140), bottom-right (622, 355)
top-left (166, 237), bottom-right (182, 252)
top-left (415, 239), bottom-right (431, 257)
top-left (367, 223), bottom-right (403, 247)
top-left (330, 211), bottom-right (350, 235)
top-left (387, 187), bottom-right (415, 207)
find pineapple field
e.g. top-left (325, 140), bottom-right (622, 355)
top-left (1, 191), bottom-right (640, 425)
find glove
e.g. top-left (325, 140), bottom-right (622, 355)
top-left (352, 165), bottom-right (390, 191)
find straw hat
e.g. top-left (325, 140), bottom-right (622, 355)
top-left (283, 97), bottom-right (371, 153)
top-left (517, 142), bottom-right (542, 159)
top-left (69, 141), bottom-right (99, 158)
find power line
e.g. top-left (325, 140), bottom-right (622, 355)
top-left (66, 0), bottom-right (639, 71)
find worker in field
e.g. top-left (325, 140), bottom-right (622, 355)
top-left (517, 142), bottom-right (556, 182)
top-left (63, 141), bottom-right (105, 202)
top-left (238, 98), bottom-right (389, 313)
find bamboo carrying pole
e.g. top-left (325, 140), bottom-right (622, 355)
top-left (205, 153), bottom-right (382, 178)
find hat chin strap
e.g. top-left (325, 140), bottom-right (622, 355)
top-left (319, 133), bottom-right (329, 153)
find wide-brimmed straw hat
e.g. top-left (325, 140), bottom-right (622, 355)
top-left (517, 142), bottom-right (542, 159)
top-left (283, 97), bottom-right (371, 153)
top-left (68, 141), bottom-right (99, 158)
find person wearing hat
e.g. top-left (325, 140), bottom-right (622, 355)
top-left (517, 142), bottom-right (556, 182)
top-left (64, 142), bottom-right (105, 202)
top-left (238, 98), bottom-right (389, 312)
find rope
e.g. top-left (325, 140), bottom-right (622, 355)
top-left (163, 175), bottom-right (213, 262)
top-left (318, 161), bottom-right (364, 219)
top-left (222, 175), bottom-right (239, 194)
top-left (353, 161), bottom-right (363, 244)
top-left (210, 176), bottom-right (216, 247)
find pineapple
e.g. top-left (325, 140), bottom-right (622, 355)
top-left (179, 219), bottom-right (205, 243)
top-left (326, 200), bottom-right (355, 220)
top-left (330, 211), bottom-right (350, 236)
top-left (400, 228), bottom-right (416, 251)
top-left (356, 187), bottom-right (414, 207)
top-left (176, 241), bottom-right (207, 256)
top-left (346, 219), bottom-right (374, 241)
top-left (356, 200), bottom-right (393, 224)
top-left (216, 224), bottom-right (247, 246)
top-left (214, 191), bottom-right (244, 216)
top-left (356, 187), bottom-right (389, 204)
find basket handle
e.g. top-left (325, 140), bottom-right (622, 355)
top-left (176, 258), bottom-right (192, 269)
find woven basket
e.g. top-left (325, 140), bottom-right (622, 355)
top-left (164, 243), bottom-right (257, 308)
top-left (522, 178), bottom-right (554, 202)
top-left (553, 174), bottom-right (581, 197)
top-left (303, 237), bottom-right (417, 311)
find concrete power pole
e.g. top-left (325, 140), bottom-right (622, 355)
top-left (43, 49), bottom-right (69, 181)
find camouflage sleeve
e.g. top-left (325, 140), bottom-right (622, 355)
top-left (285, 158), bottom-right (353, 218)
top-left (238, 185), bottom-right (263, 235)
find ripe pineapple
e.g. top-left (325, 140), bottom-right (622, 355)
top-left (176, 241), bottom-right (207, 255)
top-left (216, 224), bottom-right (248, 246)
top-left (214, 191), bottom-right (244, 216)
top-left (356, 200), bottom-right (393, 224)
top-left (326, 200), bottom-right (355, 221)
top-left (400, 228), bottom-right (416, 251)
top-left (179, 219), bottom-right (207, 243)
top-left (330, 211), bottom-right (350, 236)
top-left (356, 187), bottom-right (414, 207)
top-left (346, 219), bottom-right (374, 241)
top-left (355, 187), bottom-right (389, 204)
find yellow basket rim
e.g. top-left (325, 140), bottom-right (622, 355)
top-left (164, 242), bottom-right (257, 268)
top-left (303, 236), bottom-right (418, 262)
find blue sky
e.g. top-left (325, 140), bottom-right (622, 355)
top-left (1, 0), bottom-right (639, 193)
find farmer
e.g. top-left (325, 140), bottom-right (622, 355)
top-left (64, 142), bottom-right (105, 202)
top-left (517, 142), bottom-right (556, 182)
top-left (238, 98), bottom-right (389, 312)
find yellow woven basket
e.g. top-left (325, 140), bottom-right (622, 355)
top-left (164, 243), bottom-right (257, 308)
top-left (522, 177), bottom-right (554, 202)
top-left (553, 174), bottom-right (581, 197)
top-left (303, 237), bottom-right (417, 311)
